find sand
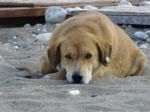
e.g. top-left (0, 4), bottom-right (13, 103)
top-left (0, 24), bottom-right (150, 112)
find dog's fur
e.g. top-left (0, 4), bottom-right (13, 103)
top-left (24, 12), bottom-right (147, 84)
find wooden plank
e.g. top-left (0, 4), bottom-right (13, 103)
top-left (0, 0), bottom-right (140, 18)
top-left (0, 7), bottom-right (47, 18)
top-left (0, 0), bottom-right (120, 18)
top-left (0, 0), bottom-right (121, 4)
top-left (0, 3), bottom-right (34, 7)
top-left (0, 0), bottom-right (140, 7)
top-left (0, 0), bottom-right (139, 4)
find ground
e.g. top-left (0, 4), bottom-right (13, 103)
top-left (0, 24), bottom-right (150, 112)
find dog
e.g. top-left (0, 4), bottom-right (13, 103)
top-left (19, 12), bottom-right (147, 84)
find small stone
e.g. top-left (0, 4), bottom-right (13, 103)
top-left (66, 8), bottom-right (73, 12)
top-left (134, 31), bottom-right (149, 41)
top-left (24, 24), bottom-right (31, 28)
top-left (13, 35), bottom-right (17, 39)
top-left (32, 34), bottom-right (37, 37)
top-left (117, 0), bottom-right (133, 7)
top-left (35, 33), bottom-right (52, 43)
top-left (139, 44), bottom-right (148, 49)
top-left (66, 7), bottom-right (83, 12)
top-left (14, 46), bottom-right (19, 49)
top-left (36, 28), bottom-right (41, 31)
top-left (145, 30), bottom-right (150, 36)
top-left (69, 89), bottom-right (80, 95)
top-left (43, 75), bottom-right (50, 79)
top-left (45, 6), bottom-right (67, 24)
top-left (139, 1), bottom-right (150, 6)
top-left (42, 27), bottom-right (47, 32)
top-left (83, 5), bottom-right (98, 10)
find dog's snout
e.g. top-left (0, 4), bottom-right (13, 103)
top-left (72, 72), bottom-right (83, 83)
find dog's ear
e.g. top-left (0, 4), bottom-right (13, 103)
top-left (96, 42), bottom-right (112, 66)
top-left (47, 42), bottom-right (61, 72)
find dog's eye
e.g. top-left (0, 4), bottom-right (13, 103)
top-left (85, 53), bottom-right (92, 59)
top-left (65, 54), bottom-right (72, 60)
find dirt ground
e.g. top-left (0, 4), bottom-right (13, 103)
top-left (0, 24), bottom-right (150, 112)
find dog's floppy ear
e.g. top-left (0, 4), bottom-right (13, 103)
top-left (47, 42), bottom-right (61, 72)
top-left (96, 42), bottom-right (112, 66)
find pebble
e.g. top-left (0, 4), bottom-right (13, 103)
top-left (45, 6), bottom-right (67, 24)
top-left (83, 5), bottom-right (98, 10)
top-left (139, 1), bottom-right (150, 6)
top-left (134, 31), bottom-right (149, 41)
top-left (145, 30), bottom-right (150, 36)
top-left (32, 34), bottom-right (37, 37)
top-left (36, 28), bottom-right (41, 31)
top-left (14, 45), bottom-right (19, 49)
top-left (69, 89), bottom-right (80, 95)
top-left (117, 0), bottom-right (133, 7)
top-left (24, 24), bottom-right (31, 28)
top-left (43, 75), bottom-right (50, 79)
top-left (42, 27), bottom-right (47, 32)
top-left (13, 35), bottom-right (17, 39)
top-left (66, 7), bottom-right (83, 12)
top-left (35, 33), bottom-right (52, 43)
top-left (139, 44), bottom-right (148, 49)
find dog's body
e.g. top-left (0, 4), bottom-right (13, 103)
top-left (29, 12), bottom-right (147, 84)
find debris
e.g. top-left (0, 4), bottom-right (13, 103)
top-left (134, 31), bottom-right (149, 41)
top-left (45, 6), bottom-right (67, 24)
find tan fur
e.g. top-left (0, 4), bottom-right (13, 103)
top-left (38, 12), bottom-right (147, 82)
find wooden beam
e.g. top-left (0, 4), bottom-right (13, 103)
top-left (0, 7), bottom-right (47, 18)
top-left (0, 0), bottom-right (140, 7)
top-left (0, 0), bottom-right (140, 18)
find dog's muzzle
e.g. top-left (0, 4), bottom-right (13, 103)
top-left (72, 72), bottom-right (83, 83)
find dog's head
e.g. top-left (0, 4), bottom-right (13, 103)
top-left (47, 31), bottom-right (112, 84)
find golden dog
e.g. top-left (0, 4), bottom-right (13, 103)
top-left (38, 12), bottom-right (147, 84)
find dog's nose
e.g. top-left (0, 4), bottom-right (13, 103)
top-left (72, 73), bottom-right (83, 83)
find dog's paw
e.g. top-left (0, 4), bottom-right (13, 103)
top-left (43, 70), bottom-right (66, 80)
top-left (16, 71), bottom-right (43, 79)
